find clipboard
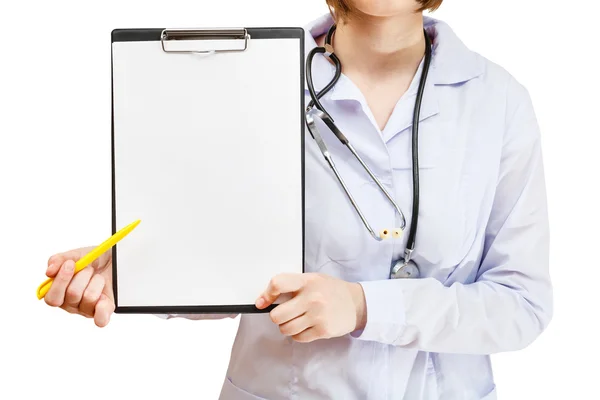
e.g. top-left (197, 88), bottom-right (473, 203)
top-left (110, 27), bottom-right (305, 314)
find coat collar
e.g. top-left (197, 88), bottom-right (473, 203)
top-left (302, 14), bottom-right (485, 141)
top-left (303, 13), bottom-right (485, 92)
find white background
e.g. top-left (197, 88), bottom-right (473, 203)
top-left (1, 1), bottom-right (598, 399)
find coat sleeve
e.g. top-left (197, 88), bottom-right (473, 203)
top-left (351, 78), bottom-right (553, 354)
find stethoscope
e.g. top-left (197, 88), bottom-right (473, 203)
top-left (305, 24), bottom-right (432, 280)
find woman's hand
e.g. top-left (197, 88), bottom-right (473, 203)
top-left (43, 247), bottom-right (115, 327)
top-left (255, 273), bottom-right (367, 343)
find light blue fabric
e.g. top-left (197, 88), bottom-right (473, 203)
top-left (163, 14), bottom-right (552, 400)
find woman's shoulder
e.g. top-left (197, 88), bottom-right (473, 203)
top-left (426, 17), bottom-right (532, 112)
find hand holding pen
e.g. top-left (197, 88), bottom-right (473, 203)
top-left (38, 220), bottom-right (140, 327)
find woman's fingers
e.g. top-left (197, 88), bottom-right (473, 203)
top-left (46, 246), bottom-right (110, 278)
top-left (292, 327), bottom-right (320, 343)
top-left (94, 294), bottom-right (115, 327)
top-left (46, 254), bottom-right (66, 278)
top-left (46, 249), bottom-right (84, 277)
top-left (44, 247), bottom-right (115, 326)
top-left (278, 314), bottom-right (312, 337)
top-left (79, 274), bottom-right (106, 317)
top-left (45, 262), bottom-right (61, 278)
top-left (269, 295), bottom-right (306, 325)
top-left (44, 260), bottom-right (76, 307)
top-left (256, 273), bottom-right (306, 309)
top-left (63, 266), bottom-right (95, 309)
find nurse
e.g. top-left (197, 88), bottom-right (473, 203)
top-left (42, 1), bottom-right (552, 399)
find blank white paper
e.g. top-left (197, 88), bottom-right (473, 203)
top-left (111, 36), bottom-right (303, 308)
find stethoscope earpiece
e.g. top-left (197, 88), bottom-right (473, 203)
top-left (379, 228), bottom-right (403, 240)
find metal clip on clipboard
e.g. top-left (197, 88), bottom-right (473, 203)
top-left (160, 28), bottom-right (250, 54)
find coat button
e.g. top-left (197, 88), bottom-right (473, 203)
top-left (390, 260), bottom-right (420, 279)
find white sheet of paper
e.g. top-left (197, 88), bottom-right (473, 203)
top-left (111, 36), bottom-right (303, 308)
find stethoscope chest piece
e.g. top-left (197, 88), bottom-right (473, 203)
top-left (390, 259), bottom-right (420, 279)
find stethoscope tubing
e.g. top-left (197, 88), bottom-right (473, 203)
top-left (305, 23), bottom-right (433, 267)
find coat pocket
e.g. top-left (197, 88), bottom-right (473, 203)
top-left (219, 377), bottom-right (267, 400)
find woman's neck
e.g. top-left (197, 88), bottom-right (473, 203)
top-left (327, 13), bottom-right (425, 79)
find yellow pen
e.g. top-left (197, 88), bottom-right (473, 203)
top-left (36, 219), bottom-right (141, 300)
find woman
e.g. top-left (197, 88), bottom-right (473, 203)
top-left (42, 1), bottom-right (552, 399)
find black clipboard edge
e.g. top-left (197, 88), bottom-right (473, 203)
top-left (115, 304), bottom-right (277, 314)
top-left (111, 27), bottom-right (304, 42)
top-left (111, 27), bottom-right (305, 315)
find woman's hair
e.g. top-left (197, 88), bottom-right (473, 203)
top-left (326, 0), bottom-right (443, 20)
